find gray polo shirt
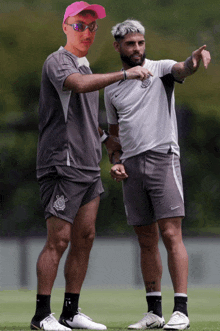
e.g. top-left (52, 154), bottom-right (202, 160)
top-left (37, 47), bottom-right (101, 171)
top-left (104, 59), bottom-right (181, 160)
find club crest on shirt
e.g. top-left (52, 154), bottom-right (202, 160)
top-left (141, 76), bottom-right (151, 88)
top-left (53, 195), bottom-right (68, 211)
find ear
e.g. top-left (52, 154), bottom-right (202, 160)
top-left (113, 41), bottom-right (120, 53)
top-left (62, 23), bottom-right (68, 35)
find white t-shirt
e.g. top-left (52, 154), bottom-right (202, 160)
top-left (104, 59), bottom-right (182, 160)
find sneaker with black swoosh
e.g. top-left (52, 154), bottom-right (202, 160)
top-left (30, 313), bottom-right (71, 330)
top-left (128, 312), bottom-right (165, 329)
top-left (59, 308), bottom-right (107, 330)
top-left (163, 311), bottom-right (190, 330)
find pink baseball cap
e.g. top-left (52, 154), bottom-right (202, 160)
top-left (63, 1), bottom-right (106, 23)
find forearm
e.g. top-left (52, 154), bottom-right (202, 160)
top-left (184, 55), bottom-right (200, 75)
top-left (172, 56), bottom-right (200, 81)
top-left (98, 127), bottom-right (105, 137)
top-left (65, 71), bottom-right (124, 93)
top-left (112, 150), bottom-right (122, 165)
top-left (64, 65), bottom-right (153, 93)
top-left (100, 124), bottom-right (122, 164)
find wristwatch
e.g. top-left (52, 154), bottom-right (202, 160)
top-left (100, 130), bottom-right (109, 143)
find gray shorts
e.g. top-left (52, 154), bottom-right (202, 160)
top-left (122, 151), bottom-right (185, 226)
top-left (37, 166), bottom-right (104, 224)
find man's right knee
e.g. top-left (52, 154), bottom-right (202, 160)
top-left (134, 224), bottom-right (159, 250)
top-left (46, 216), bottom-right (71, 255)
top-left (46, 236), bottom-right (69, 255)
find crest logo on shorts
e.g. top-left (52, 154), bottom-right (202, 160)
top-left (53, 195), bottom-right (68, 211)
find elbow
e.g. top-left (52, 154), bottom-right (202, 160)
top-left (64, 74), bottom-right (87, 93)
top-left (171, 69), bottom-right (186, 82)
top-left (73, 84), bottom-right (85, 93)
top-left (64, 81), bottom-right (85, 93)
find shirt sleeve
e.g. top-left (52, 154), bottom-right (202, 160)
top-left (159, 59), bottom-right (177, 76)
top-left (158, 59), bottom-right (184, 83)
top-left (45, 51), bottom-right (79, 92)
top-left (104, 87), bottom-right (119, 125)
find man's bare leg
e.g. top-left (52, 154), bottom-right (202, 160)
top-left (59, 196), bottom-right (107, 330)
top-left (134, 223), bottom-right (163, 293)
top-left (31, 217), bottom-right (72, 330)
top-left (64, 196), bottom-right (100, 293)
top-left (158, 217), bottom-right (188, 294)
top-left (37, 217), bottom-right (72, 295)
top-left (128, 223), bottom-right (165, 329)
top-left (159, 217), bottom-right (189, 327)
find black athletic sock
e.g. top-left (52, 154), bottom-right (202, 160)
top-left (33, 294), bottom-right (51, 321)
top-left (60, 293), bottom-right (80, 319)
top-left (146, 295), bottom-right (162, 318)
top-left (173, 296), bottom-right (188, 317)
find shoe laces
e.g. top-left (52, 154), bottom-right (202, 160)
top-left (76, 308), bottom-right (92, 321)
top-left (142, 312), bottom-right (157, 322)
top-left (43, 313), bottom-right (57, 325)
top-left (169, 311), bottom-right (185, 322)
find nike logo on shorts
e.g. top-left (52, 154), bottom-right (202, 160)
top-left (171, 206), bottom-right (180, 210)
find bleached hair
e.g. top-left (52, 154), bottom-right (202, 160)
top-left (111, 19), bottom-right (145, 41)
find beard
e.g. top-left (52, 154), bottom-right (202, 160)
top-left (120, 51), bottom-right (146, 67)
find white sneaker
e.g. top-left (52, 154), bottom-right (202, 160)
top-left (31, 313), bottom-right (71, 331)
top-left (59, 308), bottom-right (107, 330)
top-left (163, 311), bottom-right (190, 330)
top-left (128, 312), bottom-right (165, 329)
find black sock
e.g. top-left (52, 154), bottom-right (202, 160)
top-left (33, 294), bottom-right (51, 321)
top-left (61, 293), bottom-right (80, 319)
top-left (173, 296), bottom-right (188, 316)
top-left (146, 295), bottom-right (162, 318)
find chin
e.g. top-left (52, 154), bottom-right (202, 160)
top-left (131, 61), bottom-right (144, 67)
top-left (79, 49), bottom-right (89, 56)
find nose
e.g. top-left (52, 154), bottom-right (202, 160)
top-left (134, 42), bottom-right (141, 52)
top-left (83, 27), bottom-right (92, 37)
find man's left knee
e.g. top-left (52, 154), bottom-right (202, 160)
top-left (159, 218), bottom-right (183, 247)
top-left (72, 226), bottom-right (96, 249)
top-left (83, 228), bottom-right (96, 243)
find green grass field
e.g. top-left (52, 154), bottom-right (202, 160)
top-left (1, 288), bottom-right (220, 330)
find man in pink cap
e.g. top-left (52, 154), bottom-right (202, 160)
top-left (31, 2), bottom-right (151, 330)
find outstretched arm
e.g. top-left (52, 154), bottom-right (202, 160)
top-left (64, 66), bottom-right (153, 93)
top-left (171, 45), bottom-right (211, 81)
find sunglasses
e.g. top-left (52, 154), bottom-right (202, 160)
top-left (65, 22), bottom-right (98, 32)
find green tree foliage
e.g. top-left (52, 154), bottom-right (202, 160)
top-left (1, 0), bottom-right (220, 236)
top-left (0, 7), bottom-right (65, 236)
